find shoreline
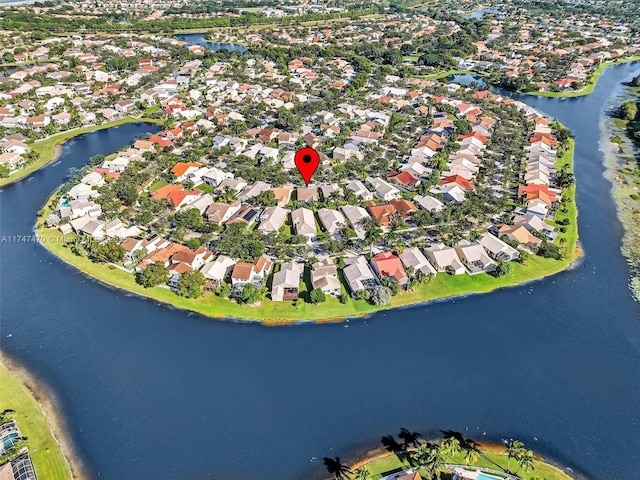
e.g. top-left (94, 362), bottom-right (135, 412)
top-left (0, 116), bottom-right (163, 188)
top-left (33, 132), bottom-right (579, 323)
top-left (599, 100), bottom-right (640, 301)
top-left (336, 440), bottom-right (577, 480)
top-left (0, 353), bottom-right (87, 479)
top-left (35, 231), bottom-right (581, 324)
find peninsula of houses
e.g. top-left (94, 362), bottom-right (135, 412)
top-left (0, 1), bottom-right (588, 320)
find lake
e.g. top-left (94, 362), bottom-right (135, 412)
top-left (1, 66), bottom-right (640, 480)
top-left (176, 33), bottom-right (248, 53)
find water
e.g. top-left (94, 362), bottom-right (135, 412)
top-left (449, 74), bottom-right (488, 88)
top-left (464, 8), bottom-right (502, 19)
top-left (175, 33), bottom-right (248, 53)
top-left (1, 67), bottom-right (640, 479)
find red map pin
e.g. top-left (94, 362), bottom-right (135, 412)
top-left (294, 147), bottom-right (320, 186)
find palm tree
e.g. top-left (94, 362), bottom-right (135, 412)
top-left (363, 217), bottom-right (383, 254)
top-left (439, 437), bottom-right (461, 462)
top-left (354, 466), bottom-right (370, 480)
top-left (323, 457), bottom-right (353, 480)
top-left (506, 439), bottom-right (525, 474)
top-left (441, 431), bottom-right (505, 473)
top-left (463, 449), bottom-right (479, 465)
top-left (514, 448), bottom-right (535, 475)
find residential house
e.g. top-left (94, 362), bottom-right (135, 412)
top-left (311, 257), bottom-right (341, 297)
top-left (399, 247), bottom-right (437, 276)
top-left (366, 177), bottom-right (401, 201)
top-left (370, 252), bottom-right (409, 285)
top-left (480, 233), bottom-right (520, 262)
top-left (345, 180), bottom-right (374, 200)
top-left (200, 255), bottom-right (237, 287)
top-left (343, 255), bottom-right (380, 296)
top-left (424, 244), bottom-right (466, 275)
top-left (271, 261), bottom-right (304, 301)
top-left (257, 206), bottom-right (289, 234)
top-left (291, 207), bottom-right (317, 239)
top-left (340, 205), bottom-right (371, 239)
top-left (317, 208), bottom-right (346, 235)
top-left (454, 240), bottom-right (495, 275)
top-left (231, 256), bottom-right (273, 290)
top-left (498, 225), bottom-right (541, 249)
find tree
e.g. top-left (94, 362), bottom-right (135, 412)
top-left (354, 466), bottom-right (370, 480)
top-left (439, 437), bottom-right (461, 461)
top-left (239, 283), bottom-right (266, 304)
top-left (506, 440), bottom-right (525, 474)
top-left (370, 285), bottom-right (392, 305)
top-left (490, 261), bottom-right (512, 277)
top-left (355, 289), bottom-right (370, 301)
top-left (216, 223), bottom-right (265, 260)
top-left (363, 217), bottom-right (383, 253)
top-left (136, 263), bottom-right (169, 288)
top-left (616, 101), bottom-right (638, 121)
top-left (0, 165), bottom-right (10, 178)
top-left (515, 448), bottom-right (535, 475)
top-left (323, 457), bottom-right (353, 480)
top-left (310, 288), bottom-right (326, 304)
top-left (216, 281), bottom-right (231, 298)
top-left (254, 190), bottom-right (277, 207)
top-left (176, 271), bottom-right (206, 298)
top-left (463, 449), bottom-right (479, 465)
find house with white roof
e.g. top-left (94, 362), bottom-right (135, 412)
top-left (424, 244), bottom-right (466, 275)
top-left (343, 256), bottom-right (380, 296)
top-left (291, 207), bottom-right (317, 239)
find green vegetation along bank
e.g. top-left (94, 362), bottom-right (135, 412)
top-left (602, 74), bottom-right (640, 300)
top-left (35, 135), bottom-right (578, 323)
top-left (0, 117), bottom-right (164, 188)
top-left (0, 358), bottom-right (76, 479)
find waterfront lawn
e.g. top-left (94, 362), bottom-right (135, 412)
top-left (0, 116), bottom-right (164, 187)
top-left (550, 138), bottom-right (578, 256)
top-left (38, 226), bottom-right (572, 322)
top-left (531, 56), bottom-right (640, 98)
top-left (361, 449), bottom-right (572, 480)
top-left (0, 363), bottom-right (71, 480)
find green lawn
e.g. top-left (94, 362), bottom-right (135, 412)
top-left (37, 225), bottom-right (575, 323)
top-left (419, 69), bottom-right (486, 80)
top-left (0, 116), bottom-right (164, 187)
top-left (149, 179), bottom-right (169, 192)
top-left (0, 362), bottom-right (71, 480)
top-left (528, 56), bottom-right (640, 98)
top-left (360, 448), bottom-right (572, 480)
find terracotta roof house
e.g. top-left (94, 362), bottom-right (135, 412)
top-left (166, 188), bottom-right (202, 209)
top-left (498, 225), bottom-right (542, 249)
top-left (390, 198), bottom-right (418, 218)
top-left (171, 162), bottom-right (202, 182)
top-left (439, 175), bottom-right (474, 191)
top-left (231, 256), bottom-right (273, 290)
top-left (366, 202), bottom-right (397, 229)
top-left (370, 252), bottom-right (409, 284)
top-left (151, 183), bottom-right (183, 201)
top-left (387, 171), bottom-right (420, 190)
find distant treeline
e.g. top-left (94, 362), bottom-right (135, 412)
top-left (0, 8), bottom-right (377, 33)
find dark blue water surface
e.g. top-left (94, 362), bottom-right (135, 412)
top-left (176, 33), bottom-right (248, 53)
top-left (1, 65), bottom-right (640, 480)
